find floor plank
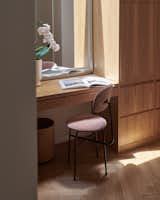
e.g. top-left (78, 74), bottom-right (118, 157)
top-left (38, 141), bottom-right (160, 200)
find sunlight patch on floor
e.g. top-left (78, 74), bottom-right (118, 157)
top-left (119, 150), bottom-right (160, 166)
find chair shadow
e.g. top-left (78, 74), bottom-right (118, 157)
top-left (38, 140), bottom-right (160, 191)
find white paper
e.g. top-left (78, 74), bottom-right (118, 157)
top-left (42, 66), bottom-right (79, 77)
top-left (59, 75), bottom-right (113, 89)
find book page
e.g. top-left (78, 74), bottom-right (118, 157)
top-left (59, 75), bottom-right (113, 89)
top-left (82, 75), bottom-right (113, 86)
top-left (59, 77), bottom-right (88, 89)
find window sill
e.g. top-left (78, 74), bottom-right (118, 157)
top-left (41, 64), bottom-right (93, 81)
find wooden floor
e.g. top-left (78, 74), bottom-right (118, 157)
top-left (38, 141), bottom-right (160, 200)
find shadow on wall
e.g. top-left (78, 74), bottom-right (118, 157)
top-left (38, 103), bottom-right (91, 144)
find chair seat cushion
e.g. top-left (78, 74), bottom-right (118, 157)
top-left (67, 113), bottom-right (107, 132)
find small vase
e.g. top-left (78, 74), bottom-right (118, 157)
top-left (36, 59), bottom-right (42, 86)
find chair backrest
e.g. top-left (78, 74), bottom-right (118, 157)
top-left (91, 86), bottom-right (113, 114)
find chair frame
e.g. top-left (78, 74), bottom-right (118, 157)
top-left (67, 102), bottom-right (114, 180)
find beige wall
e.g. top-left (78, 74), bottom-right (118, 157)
top-left (39, 103), bottom-right (90, 144)
top-left (0, 0), bottom-right (37, 199)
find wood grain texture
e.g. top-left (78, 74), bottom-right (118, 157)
top-left (155, 109), bottom-right (160, 137)
top-left (36, 77), bottom-right (118, 111)
top-left (156, 81), bottom-right (160, 108)
top-left (117, 0), bottom-right (160, 150)
top-left (119, 82), bottom-right (155, 117)
top-left (119, 111), bottom-right (155, 150)
top-left (121, 0), bottom-right (157, 3)
top-left (154, 2), bottom-right (160, 80)
top-left (93, 0), bottom-right (119, 83)
top-left (74, 0), bottom-right (88, 68)
top-left (38, 141), bottom-right (160, 200)
top-left (120, 1), bottom-right (154, 84)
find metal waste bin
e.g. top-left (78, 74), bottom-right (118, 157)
top-left (38, 118), bottom-right (55, 164)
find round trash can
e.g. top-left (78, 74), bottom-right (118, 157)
top-left (38, 118), bottom-right (55, 164)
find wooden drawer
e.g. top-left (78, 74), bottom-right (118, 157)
top-left (119, 82), bottom-right (154, 117)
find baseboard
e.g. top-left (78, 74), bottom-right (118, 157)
top-left (118, 135), bottom-right (160, 153)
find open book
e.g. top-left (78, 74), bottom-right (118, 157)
top-left (59, 75), bottom-right (113, 89)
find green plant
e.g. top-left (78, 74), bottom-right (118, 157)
top-left (35, 24), bottom-right (60, 60)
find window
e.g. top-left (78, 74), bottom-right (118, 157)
top-left (35, 0), bottom-right (93, 80)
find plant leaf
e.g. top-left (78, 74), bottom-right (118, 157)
top-left (35, 46), bottom-right (45, 52)
top-left (35, 46), bottom-right (50, 58)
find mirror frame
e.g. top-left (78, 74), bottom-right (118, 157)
top-left (35, 0), bottom-right (93, 79)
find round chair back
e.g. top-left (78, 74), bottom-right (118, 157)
top-left (91, 86), bottom-right (113, 114)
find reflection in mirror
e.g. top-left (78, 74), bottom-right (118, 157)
top-left (35, 0), bottom-right (93, 79)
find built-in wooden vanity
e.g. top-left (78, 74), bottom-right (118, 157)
top-left (37, 0), bottom-right (160, 152)
top-left (93, 0), bottom-right (160, 151)
top-left (37, 77), bottom-right (118, 111)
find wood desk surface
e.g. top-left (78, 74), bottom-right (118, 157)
top-left (37, 78), bottom-right (118, 111)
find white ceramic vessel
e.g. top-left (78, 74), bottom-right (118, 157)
top-left (36, 59), bottom-right (42, 86)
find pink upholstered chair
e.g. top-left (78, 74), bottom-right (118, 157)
top-left (67, 86), bottom-right (114, 180)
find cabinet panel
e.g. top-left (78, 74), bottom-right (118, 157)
top-left (120, 1), bottom-right (154, 84)
top-left (154, 3), bottom-right (160, 79)
top-left (119, 111), bottom-right (155, 147)
top-left (119, 82), bottom-right (154, 117)
top-left (119, 116), bottom-right (135, 146)
top-left (155, 109), bottom-right (160, 136)
top-left (121, 0), bottom-right (155, 3)
top-left (156, 81), bottom-right (160, 108)
top-left (119, 86), bottom-right (136, 116)
top-left (118, 1), bottom-right (159, 151)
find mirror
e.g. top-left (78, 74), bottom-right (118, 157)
top-left (35, 0), bottom-right (93, 78)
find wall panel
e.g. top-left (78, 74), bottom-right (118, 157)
top-left (93, 0), bottom-right (160, 151)
top-left (93, 0), bottom-right (119, 83)
top-left (155, 109), bottom-right (160, 137)
top-left (118, 0), bottom-right (158, 151)
top-left (119, 111), bottom-right (155, 150)
top-left (119, 82), bottom-right (154, 117)
top-left (154, 2), bottom-right (160, 80)
top-left (120, 1), bottom-right (154, 84)
top-left (156, 81), bottom-right (160, 108)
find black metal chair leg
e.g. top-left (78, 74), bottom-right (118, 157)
top-left (67, 129), bottom-right (71, 163)
top-left (108, 103), bottom-right (114, 146)
top-left (95, 132), bottom-right (99, 159)
top-left (74, 132), bottom-right (78, 181)
top-left (103, 132), bottom-right (107, 176)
